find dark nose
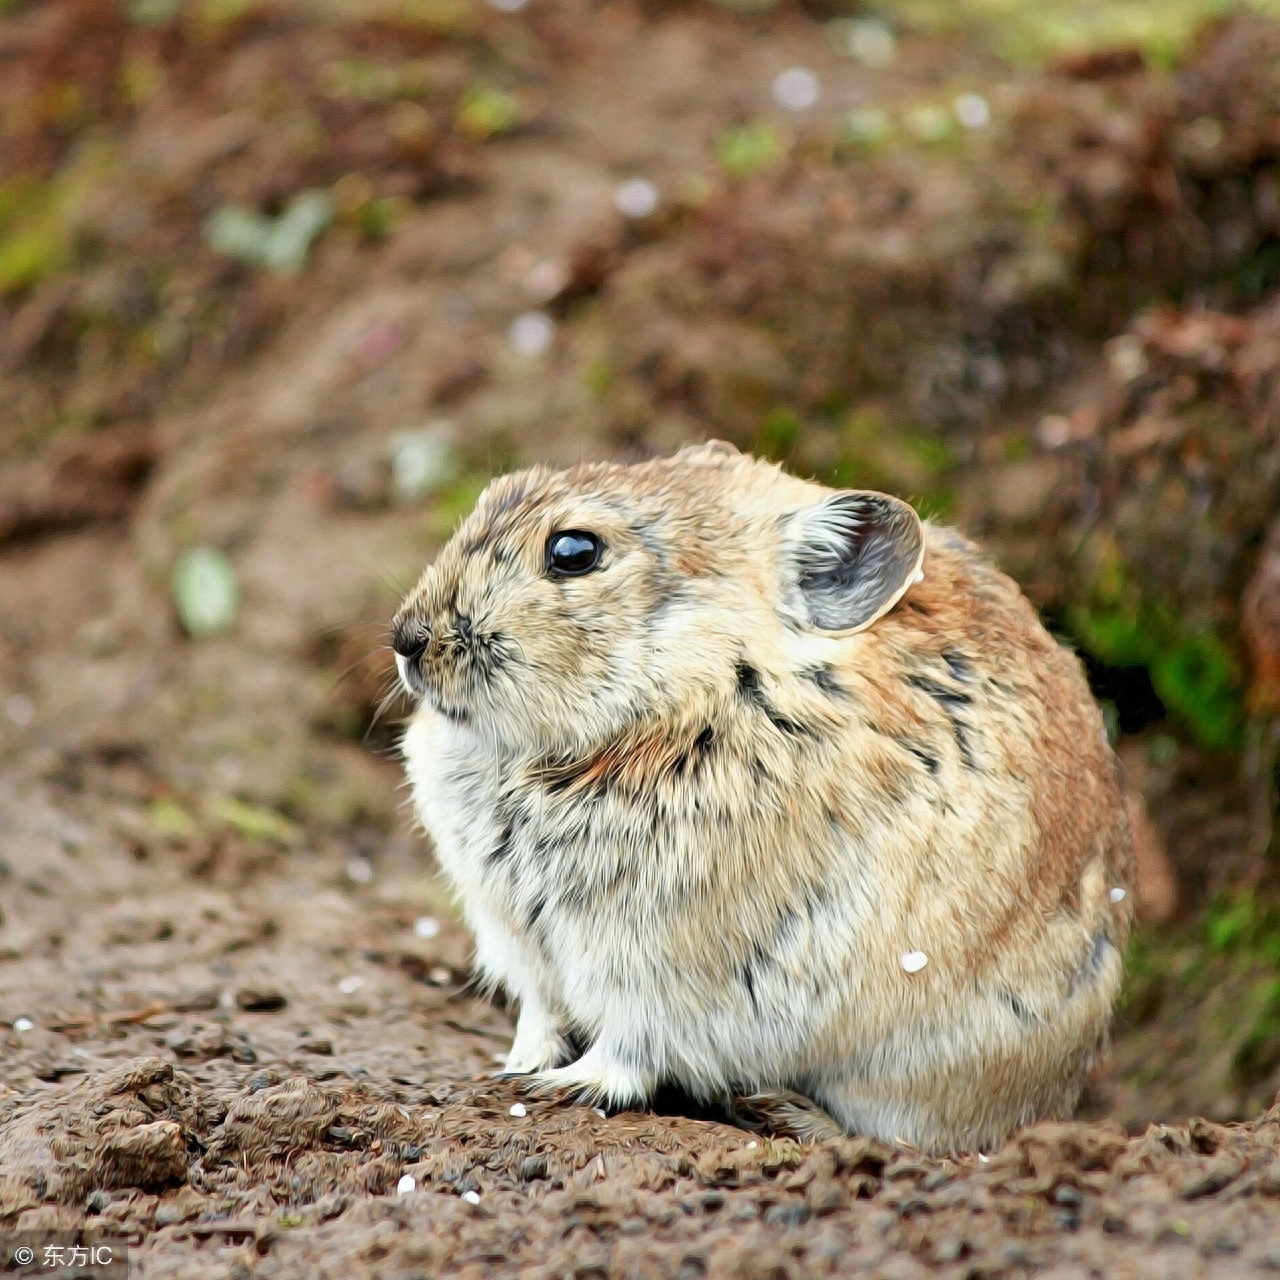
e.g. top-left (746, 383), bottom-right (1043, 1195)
top-left (391, 619), bottom-right (430, 693)
top-left (391, 620), bottom-right (429, 662)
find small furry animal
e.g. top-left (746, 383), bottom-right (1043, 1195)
top-left (392, 442), bottom-right (1133, 1153)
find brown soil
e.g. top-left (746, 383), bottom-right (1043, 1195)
top-left (4, 1), bottom-right (1280, 1275)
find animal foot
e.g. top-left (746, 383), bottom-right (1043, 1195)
top-left (499, 1005), bottom-right (570, 1075)
top-left (499, 1036), bottom-right (569, 1076)
top-left (521, 1047), bottom-right (654, 1111)
top-left (731, 1089), bottom-right (845, 1142)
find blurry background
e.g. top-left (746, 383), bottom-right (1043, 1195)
top-left (3, 0), bottom-right (1280, 1139)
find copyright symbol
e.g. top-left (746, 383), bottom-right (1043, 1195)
top-left (13, 1246), bottom-right (34, 1264)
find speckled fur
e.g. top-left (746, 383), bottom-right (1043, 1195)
top-left (393, 443), bottom-right (1134, 1154)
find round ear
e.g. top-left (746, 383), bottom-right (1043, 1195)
top-left (784, 491), bottom-right (925, 633)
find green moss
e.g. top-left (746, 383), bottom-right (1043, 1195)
top-left (207, 795), bottom-right (302, 845)
top-left (354, 196), bottom-right (406, 240)
top-left (1068, 596), bottom-right (1243, 751)
top-left (0, 179), bottom-right (71, 293)
top-left (717, 124), bottom-right (785, 179)
top-left (147, 797), bottom-right (199, 839)
top-left (874, 0), bottom-right (1276, 68)
top-left (583, 358), bottom-right (614, 399)
top-left (1067, 533), bottom-right (1244, 750)
top-left (1204, 890), bottom-right (1280, 965)
top-left (824, 408), bottom-right (958, 517)
top-left (429, 473), bottom-right (489, 540)
top-left (455, 87), bottom-right (518, 140)
top-left (754, 407), bottom-right (803, 461)
top-left (1115, 891), bottom-right (1280, 1112)
top-left (0, 143), bottom-right (114, 295)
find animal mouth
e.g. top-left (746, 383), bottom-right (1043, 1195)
top-left (394, 652), bottom-right (423, 697)
top-left (394, 652), bottom-right (470, 723)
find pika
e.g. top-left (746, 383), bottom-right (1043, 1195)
top-left (392, 442), bottom-right (1133, 1153)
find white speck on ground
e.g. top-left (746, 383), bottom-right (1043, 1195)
top-left (772, 68), bottom-right (820, 111)
top-left (508, 311), bottom-right (555, 358)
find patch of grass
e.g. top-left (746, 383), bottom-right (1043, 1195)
top-left (207, 795), bottom-right (302, 845)
top-left (1199, 890), bottom-right (1280, 1085)
top-left (1118, 893), bottom-right (1280, 1104)
top-left (0, 179), bottom-right (72, 294)
top-left (876, 0), bottom-right (1280, 68)
top-left (1204, 889), bottom-right (1280, 965)
top-left (0, 143), bottom-right (115, 295)
top-left (1068, 595), bottom-right (1243, 752)
top-left (754, 407), bottom-right (803, 462)
top-left (824, 407), bottom-right (958, 517)
top-left (1066, 531), bottom-right (1245, 751)
top-left (147, 797), bottom-right (199, 840)
top-left (428, 473), bottom-right (489, 540)
top-left (455, 86), bottom-right (518, 140)
top-left (717, 124), bottom-right (785, 179)
top-left (583, 358), bottom-right (614, 399)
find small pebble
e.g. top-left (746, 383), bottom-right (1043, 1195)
top-left (12, 1017), bottom-right (34, 1033)
top-left (840, 18), bottom-right (897, 67)
top-left (1037, 414), bottom-right (1073, 449)
top-left (1186, 115), bottom-right (1224, 154)
top-left (337, 975), bottom-right (365, 995)
top-left (508, 311), bottom-right (555, 358)
top-left (842, 106), bottom-right (893, 147)
top-left (772, 67), bottom-right (820, 112)
top-left (4, 694), bottom-right (33, 728)
top-left (263, 190), bottom-right (334, 275)
top-left (614, 177), bottom-right (659, 219)
top-left (523, 258), bottom-right (569, 301)
top-left (1110, 887), bottom-right (1127, 904)
top-left (952, 93), bottom-right (991, 129)
top-left (388, 425), bottom-right (458, 504)
top-left (428, 966), bottom-right (452, 985)
top-left (1106, 334), bottom-right (1148, 383)
top-left (396, 1174), bottom-right (416, 1196)
top-left (509, 1102), bottom-right (527, 1117)
top-left (172, 546), bottom-right (239, 638)
top-left (462, 1189), bottom-right (481, 1205)
top-left (901, 951), bottom-right (929, 974)
top-left (905, 103), bottom-right (954, 144)
top-left (413, 916), bottom-right (441, 939)
top-left (346, 858), bottom-right (374, 885)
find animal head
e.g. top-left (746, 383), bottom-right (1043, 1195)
top-left (391, 442), bottom-right (924, 757)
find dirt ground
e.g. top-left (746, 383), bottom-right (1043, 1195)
top-left (4, 0), bottom-right (1280, 1275)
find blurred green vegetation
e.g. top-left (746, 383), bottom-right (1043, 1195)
top-left (1069, 540), bottom-right (1245, 752)
top-left (716, 123), bottom-right (785, 178)
top-left (754, 406), bottom-right (957, 519)
top-left (1123, 890), bottom-right (1280, 1100)
top-left (878, 0), bottom-right (1280, 66)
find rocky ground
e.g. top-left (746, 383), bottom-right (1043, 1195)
top-left (4, 0), bottom-right (1280, 1275)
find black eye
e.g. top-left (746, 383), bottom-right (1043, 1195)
top-left (546, 530), bottom-right (603, 577)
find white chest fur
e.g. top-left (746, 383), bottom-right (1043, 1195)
top-left (399, 707), bottom-right (863, 1092)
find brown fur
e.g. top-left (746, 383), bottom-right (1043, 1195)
top-left (395, 443), bottom-right (1134, 1152)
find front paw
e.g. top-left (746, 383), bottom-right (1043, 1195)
top-left (521, 1048), bottom-right (654, 1110)
top-left (499, 1033), bottom-right (570, 1076)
